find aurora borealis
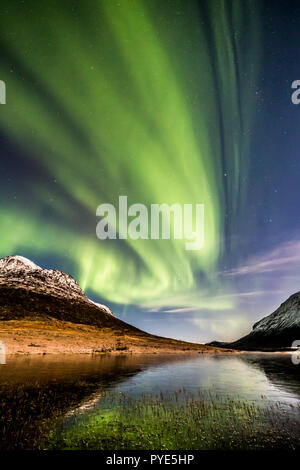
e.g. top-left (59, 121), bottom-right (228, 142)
top-left (1, 0), bottom-right (300, 342)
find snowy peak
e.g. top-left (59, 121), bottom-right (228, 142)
top-left (0, 254), bottom-right (120, 328)
top-left (0, 255), bottom-right (83, 299)
top-left (0, 255), bottom-right (42, 272)
top-left (0, 255), bottom-right (113, 316)
top-left (208, 291), bottom-right (300, 350)
top-left (253, 292), bottom-right (300, 333)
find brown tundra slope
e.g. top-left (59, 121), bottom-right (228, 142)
top-left (0, 255), bottom-right (227, 355)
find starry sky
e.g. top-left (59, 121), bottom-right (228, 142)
top-left (0, 0), bottom-right (300, 343)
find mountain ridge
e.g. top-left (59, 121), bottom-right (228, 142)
top-left (0, 255), bottom-right (224, 355)
top-left (208, 291), bottom-right (300, 350)
top-left (0, 255), bottom-right (128, 330)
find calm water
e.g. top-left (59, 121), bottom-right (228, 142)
top-left (113, 353), bottom-right (300, 403)
top-left (0, 352), bottom-right (300, 448)
top-left (65, 353), bottom-right (300, 417)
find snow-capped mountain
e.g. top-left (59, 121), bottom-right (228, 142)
top-left (0, 255), bottom-right (126, 329)
top-left (208, 292), bottom-right (300, 350)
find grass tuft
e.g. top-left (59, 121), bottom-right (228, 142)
top-left (47, 390), bottom-right (300, 450)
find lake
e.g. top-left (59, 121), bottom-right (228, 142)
top-left (0, 352), bottom-right (299, 449)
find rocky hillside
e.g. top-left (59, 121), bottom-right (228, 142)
top-left (0, 255), bottom-right (139, 334)
top-left (0, 255), bottom-right (220, 354)
top-left (208, 292), bottom-right (300, 350)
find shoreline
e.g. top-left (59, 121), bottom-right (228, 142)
top-left (0, 318), bottom-right (233, 356)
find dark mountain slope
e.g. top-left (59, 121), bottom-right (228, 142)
top-left (0, 255), bottom-right (147, 335)
top-left (0, 255), bottom-right (222, 354)
top-left (208, 292), bottom-right (300, 350)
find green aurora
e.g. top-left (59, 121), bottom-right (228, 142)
top-left (0, 0), bottom-right (260, 312)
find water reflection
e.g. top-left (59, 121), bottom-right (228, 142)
top-left (0, 353), bottom-right (191, 449)
top-left (108, 353), bottom-right (300, 406)
top-left (0, 352), bottom-right (299, 449)
top-left (240, 353), bottom-right (300, 399)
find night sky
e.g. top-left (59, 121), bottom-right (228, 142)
top-left (1, 0), bottom-right (300, 343)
